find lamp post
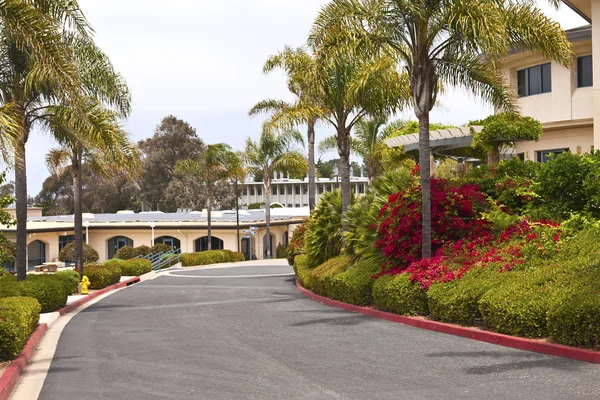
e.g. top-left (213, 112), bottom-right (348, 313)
top-left (83, 220), bottom-right (89, 245)
top-left (149, 221), bottom-right (156, 246)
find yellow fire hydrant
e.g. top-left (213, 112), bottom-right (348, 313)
top-left (81, 276), bottom-right (90, 295)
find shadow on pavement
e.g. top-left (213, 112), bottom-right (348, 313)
top-left (291, 314), bottom-right (366, 327)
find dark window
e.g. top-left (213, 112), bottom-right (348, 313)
top-left (250, 187), bottom-right (255, 196)
top-left (242, 188), bottom-right (247, 196)
top-left (577, 56), bottom-right (593, 88)
top-left (287, 204), bottom-right (292, 208)
top-left (536, 148), bottom-right (569, 163)
top-left (154, 236), bottom-right (181, 251)
top-left (279, 186), bottom-right (285, 195)
top-left (108, 236), bottom-right (134, 259)
top-left (517, 63), bottom-right (552, 97)
top-left (295, 204), bottom-right (300, 208)
top-left (195, 236), bottom-right (224, 252)
top-left (257, 187), bottom-right (262, 196)
top-left (318, 185), bottom-right (323, 194)
top-left (358, 184), bottom-right (365, 194)
top-left (517, 153), bottom-right (525, 161)
top-left (287, 186), bottom-right (292, 195)
top-left (27, 240), bottom-right (46, 269)
top-left (283, 231), bottom-right (289, 247)
top-left (326, 185), bottom-right (331, 192)
top-left (303, 185), bottom-right (308, 194)
top-left (295, 185), bottom-right (300, 195)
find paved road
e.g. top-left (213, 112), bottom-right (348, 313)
top-left (37, 262), bottom-right (600, 400)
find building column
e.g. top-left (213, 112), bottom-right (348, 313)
top-left (593, 0), bottom-right (600, 150)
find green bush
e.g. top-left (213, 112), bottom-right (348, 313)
top-left (286, 222), bottom-right (307, 266)
top-left (373, 274), bottom-right (429, 316)
top-left (114, 246), bottom-right (137, 260)
top-left (232, 252), bottom-right (245, 262)
top-left (0, 297), bottom-right (41, 361)
top-left (122, 259), bottom-right (152, 276)
top-left (54, 270), bottom-right (80, 294)
top-left (0, 276), bottom-right (19, 297)
top-left (275, 243), bottom-right (287, 259)
top-left (547, 271), bottom-right (600, 348)
top-left (83, 264), bottom-right (122, 290)
top-left (135, 245), bottom-right (152, 257)
top-left (151, 243), bottom-right (171, 254)
top-left (293, 254), bottom-right (312, 289)
top-left (307, 256), bottom-right (349, 297)
top-left (327, 259), bottom-right (379, 306)
top-left (180, 250), bottom-right (235, 267)
top-left (17, 275), bottom-right (70, 313)
top-left (428, 268), bottom-right (502, 326)
top-left (0, 234), bottom-right (16, 265)
top-left (58, 242), bottom-right (99, 263)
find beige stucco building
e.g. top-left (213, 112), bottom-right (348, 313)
top-left (0, 208), bottom-right (307, 271)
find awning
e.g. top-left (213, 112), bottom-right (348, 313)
top-left (384, 126), bottom-right (483, 153)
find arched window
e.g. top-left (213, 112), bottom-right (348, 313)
top-left (282, 231), bottom-right (289, 248)
top-left (155, 236), bottom-right (181, 251)
top-left (27, 240), bottom-right (46, 269)
top-left (262, 233), bottom-right (276, 259)
top-left (107, 236), bottom-right (134, 259)
top-left (241, 237), bottom-right (256, 261)
top-left (194, 236), bottom-right (224, 252)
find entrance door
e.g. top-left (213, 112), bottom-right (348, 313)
top-left (116, 237), bottom-right (128, 250)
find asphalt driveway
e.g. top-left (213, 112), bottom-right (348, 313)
top-left (36, 261), bottom-right (600, 400)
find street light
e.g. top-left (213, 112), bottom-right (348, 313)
top-left (242, 226), bottom-right (258, 260)
top-left (149, 221), bottom-right (156, 246)
top-left (83, 220), bottom-right (90, 245)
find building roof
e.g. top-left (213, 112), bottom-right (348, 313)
top-left (562, 1), bottom-right (591, 23)
top-left (384, 126), bottom-right (483, 153)
top-left (0, 209), bottom-right (308, 233)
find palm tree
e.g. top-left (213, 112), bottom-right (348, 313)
top-left (244, 124), bottom-right (307, 258)
top-left (0, 1), bottom-right (131, 280)
top-left (45, 108), bottom-right (139, 275)
top-left (310, 0), bottom-right (572, 258)
top-left (175, 144), bottom-right (240, 251)
top-left (319, 117), bottom-right (389, 182)
top-left (250, 47), bottom-right (324, 211)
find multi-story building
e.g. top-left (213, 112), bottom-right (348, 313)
top-left (240, 175), bottom-right (369, 208)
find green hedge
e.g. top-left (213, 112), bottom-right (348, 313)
top-left (232, 252), bottom-right (245, 262)
top-left (103, 259), bottom-right (151, 276)
top-left (181, 250), bottom-right (236, 267)
top-left (306, 256), bottom-right (349, 297)
top-left (327, 259), bottom-right (379, 306)
top-left (83, 264), bottom-right (122, 290)
top-left (293, 254), bottom-right (312, 289)
top-left (0, 297), bottom-right (41, 361)
top-left (17, 275), bottom-right (70, 314)
top-left (373, 274), bottom-right (429, 316)
top-left (53, 270), bottom-right (80, 294)
top-left (58, 242), bottom-right (99, 263)
top-left (428, 267), bottom-right (502, 326)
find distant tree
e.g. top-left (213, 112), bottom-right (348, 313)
top-left (316, 158), bottom-right (334, 179)
top-left (138, 116), bottom-right (204, 211)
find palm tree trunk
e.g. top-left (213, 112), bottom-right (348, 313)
top-left (15, 138), bottom-right (27, 281)
top-left (337, 126), bottom-right (351, 230)
top-left (307, 119), bottom-right (316, 211)
top-left (73, 149), bottom-right (84, 277)
top-left (264, 168), bottom-right (271, 259)
top-left (418, 113), bottom-right (432, 259)
top-left (207, 186), bottom-right (212, 250)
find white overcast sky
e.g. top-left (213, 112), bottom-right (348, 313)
top-left (22, 0), bottom-right (586, 194)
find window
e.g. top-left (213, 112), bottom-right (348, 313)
top-left (303, 185), bottom-right (308, 194)
top-left (287, 204), bottom-right (292, 208)
top-left (242, 188), bottom-right (247, 196)
top-left (295, 185), bottom-right (300, 195)
top-left (517, 153), bottom-right (525, 161)
top-left (59, 234), bottom-right (85, 251)
top-left (154, 236), bottom-right (181, 251)
top-left (257, 187), bottom-right (262, 196)
top-left (303, 204), bottom-right (308, 207)
top-left (577, 56), bottom-right (593, 88)
top-left (517, 63), bottom-right (551, 97)
top-left (287, 186), bottom-right (292, 195)
top-left (250, 187), bottom-right (255, 196)
top-left (27, 240), bottom-right (46, 269)
top-left (295, 204), bottom-right (300, 208)
top-left (537, 148), bottom-right (569, 163)
top-left (195, 236), bottom-right (224, 252)
top-left (358, 184), bottom-right (365, 194)
top-left (279, 186), bottom-right (285, 195)
top-left (318, 185), bottom-right (323, 194)
top-left (326, 185), bottom-right (331, 192)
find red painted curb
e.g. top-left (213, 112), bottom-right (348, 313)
top-left (0, 324), bottom-right (48, 400)
top-left (0, 276), bottom-right (141, 400)
top-left (296, 281), bottom-right (600, 364)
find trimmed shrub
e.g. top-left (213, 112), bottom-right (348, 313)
top-left (0, 297), bottom-right (41, 361)
top-left (114, 246), bottom-right (137, 260)
top-left (428, 267), bottom-right (501, 326)
top-left (58, 242), bottom-right (99, 263)
top-left (135, 245), bottom-right (152, 257)
top-left (293, 255), bottom-right (312, 289)
top-left (327, 259), bottom-right (379, 306)
top-left (121, 259), bottom-right (152, 276)
top-left (0, 276), bottom-right (19, 297)
top-left (82, 264), bottom-right (122, 290)
top-left (181, 250), bottom-right (235, 267)
top-left (151, 243), bottom-right (171, 254)
top-left (54, 270), bottom-right (80, 294)
top-left (373, 274), bottom-right (429, 316)
top-left (17, 275), bottom-right (70, 313)
top-left (307, 256), bottom-right (349, 297)
top-left (232, 252), bottom-right (245, 262)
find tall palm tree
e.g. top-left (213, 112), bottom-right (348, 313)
top-left (244, 124), bottom-right (307, 258)
top-left (0, 1), bottom-right (131, 280)
top-left (45, 107), bottom-right (139, 275)
top-left (310, 0), bottom-right (572, 258)
top-left (175, 144), bottom-right (240, 251)
top-left (250, 47), bottom-right (324, 211)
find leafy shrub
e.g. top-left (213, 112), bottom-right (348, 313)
top-left (181, 250), bottom-right (235, 267)
top-left (327, 259), bottom-right (379, 306)
top-left (0, 234), bottom-right (16, 265)
top-left (373, 274), bottom-right (429, 316)
top-left (232, 252), bottom-right (245, 262)
top-left (106, 259), bottom-right (152, 276)
top-left (114, 246), bottom-right (137, 260)
top-left (275, 243), bottom-right (287, 259)
top-left (305, 190), bottom-right (354, 267)
top-left (59, 242), bottom-right (99, 264)
top-left (306, 256), bottom-right (349, 297)
top-left (135, 245), bottom-right (152, 257)
top-left (428, 268), bottom-right (501, 326)
top-left (287, 222), bottom-right (307, 266)
top-left (17, 275), bottom-right (70, 313)
top-left (151, 243), bottom-right (171, 254)
top-left (293, 255), bottom-right (312, 289)
top-left (0, 297), bottom-right (41, 361)
top-left (54, 270), bottom-right (80, 294)
top-left (82, 264), bottom-right (122, 290)
top-left (0, 276), bottom-right (19, 297)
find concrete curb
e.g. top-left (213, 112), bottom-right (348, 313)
top-left (0, 276), bottom-right (141, 400)
top-left (296, 281), bottom-right (600, 365)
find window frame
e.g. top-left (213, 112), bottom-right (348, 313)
top-left (577, 55), bottom-right (593, 88)
top-left (517, 63), bottom-right (552, 97)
